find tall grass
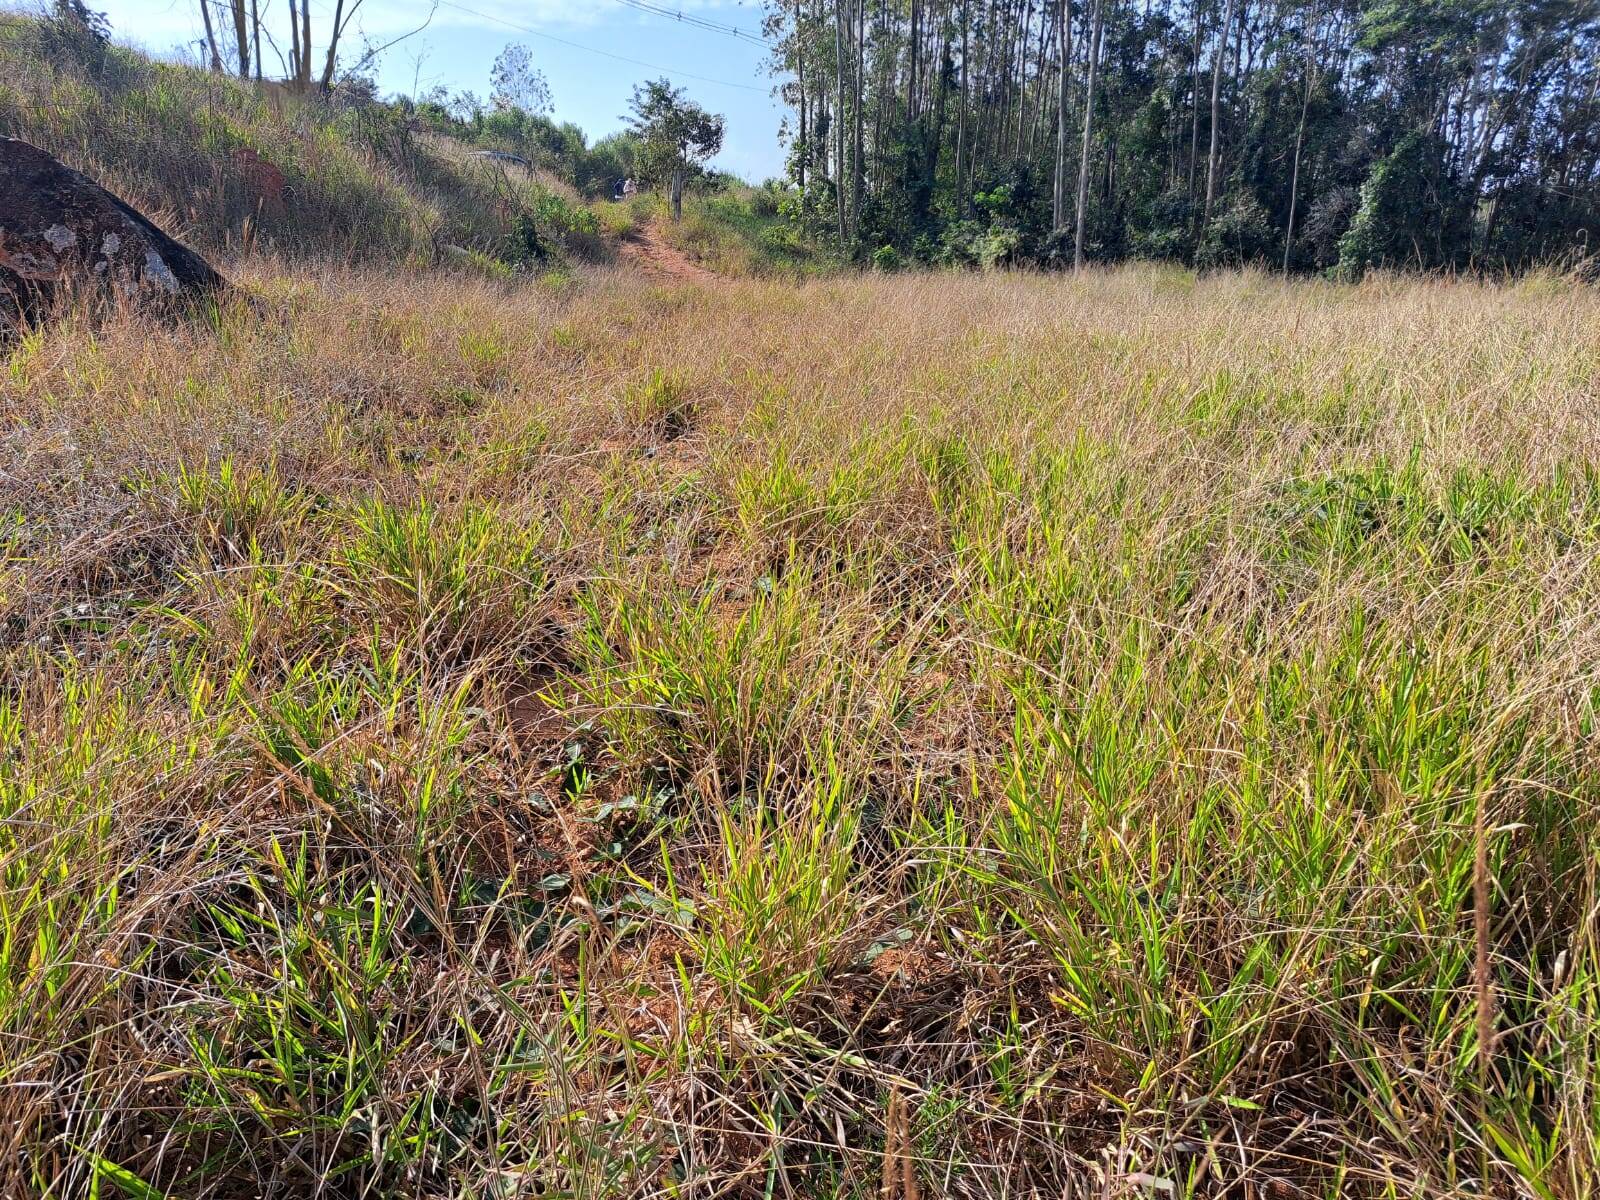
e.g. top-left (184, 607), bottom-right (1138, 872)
top-left (2, 260), bottom-right (1599, 1197)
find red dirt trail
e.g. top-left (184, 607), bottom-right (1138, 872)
top-left (615, 221), bottom-right (718, 282)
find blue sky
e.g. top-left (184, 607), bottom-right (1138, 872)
top-left (95, 0), bottom-right (788, 180)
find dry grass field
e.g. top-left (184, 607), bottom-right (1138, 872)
top-left (4, 261), bottom-right (1600, 1199)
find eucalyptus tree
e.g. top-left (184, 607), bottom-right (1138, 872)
top-left (760, 0), bottom-right (1600, 272)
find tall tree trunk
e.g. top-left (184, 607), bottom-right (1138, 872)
top-left (1284, 12), bottom-right (1318, 274)
top-left (198, 0), bottom-right (224, 72)
top-left (1233, 0), bottom-right (1251, 146)
top-left (1052, 0), bottom-right (1071, 229)
top-left (1017, 0), bottom-right (1036, 155)
top-left (955, 0), bottom-right (971, 213)
top-left (227, 0), bottom-right (249, 76)
top-left (1283, 118), bottom-right (1306, 273)
top-left (1073, 0), bottom-right (1105, 269)
top-left (319, 0), bottom-right (345, 91)
top-left (924, 11), bottom-right (952, 201)
top-left (972, 0), bottom-right (996, 179)
top-left (873, 0), bottom-right (889, 199)
top-left (287, 0), bottom-right (301, 84)
top-left (251, 0), bottom-right (262, 81)
top-left (915, 0), bottom-right (928, 122)
top-left (1001, 0), bottom-right (1022, 156)
top-left (299, 0), bottom-right (313, 90)
top-left (795, 0), bottom-right (807, 204)
top-left (1028, 1), bottom-right (1050, 156)
top-left (852, 0), bottom-right (866, 235)
top-left (1188, 0), bottom-right (1201, 198)
top-left (1202, 0), bottom-right (1238, 239)
top-left (834, 0), bottom-right (849, 241)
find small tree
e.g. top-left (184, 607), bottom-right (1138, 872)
top-left (447, 89), bottom-right (484, 126)
top-left (626, 78), bottom-right (725, 221)
top-left (490, 43), bottom-right (552, 117)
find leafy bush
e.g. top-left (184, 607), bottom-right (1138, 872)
top-left (504, 213), bottom-right (546, 265)
top-left (1338, 132), bottom-right (1471, 278)
top-left (976, 225), bottom-right (1026, 270)
top-left (1198, 194), bottom-right (1276, 268)
top-left (938, 219), bottom-right (985, 266)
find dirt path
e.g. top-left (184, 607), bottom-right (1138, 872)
top-left (616, 220), bottom-right (718, 283)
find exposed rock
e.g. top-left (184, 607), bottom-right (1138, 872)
top-left (1, 136), bottom-right (227, 326)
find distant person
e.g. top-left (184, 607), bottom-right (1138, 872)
top-left (623, 177), bottom-right (637, 197)
top-left (611, 177), bottom-right (626, 202)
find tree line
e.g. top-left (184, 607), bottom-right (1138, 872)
top-left (761, 0), bottom-right (1600, 273)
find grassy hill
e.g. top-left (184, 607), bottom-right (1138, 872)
top-left (0, 12), bottom-right (603, 268)
top-left (5, 16), bottom-right (1600, 1200)
top-left (0, 12), bottom-right (814, 281)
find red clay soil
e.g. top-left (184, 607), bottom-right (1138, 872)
top-left (615, 221), bottom-right (718, 282)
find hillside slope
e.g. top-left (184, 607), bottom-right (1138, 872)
top-left (0, 13), bottom-right (601, 268)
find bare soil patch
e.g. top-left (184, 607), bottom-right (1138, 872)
top-left (616, 220), bottom-right (718, 282)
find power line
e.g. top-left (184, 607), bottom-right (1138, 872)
top-left (606, 0), bottom-right (773, 47)
top-left (610, 0), bottom-right (764, 42)
top-left (433, 0), bottom-right (771, 93)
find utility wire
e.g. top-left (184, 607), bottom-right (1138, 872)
top-left (433, 0), bottom-right (771, 93)
top-left (606, 0), bottom-right (773, 47)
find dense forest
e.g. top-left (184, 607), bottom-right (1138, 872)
top-left (761, 0), bottom-right (1600, 273)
